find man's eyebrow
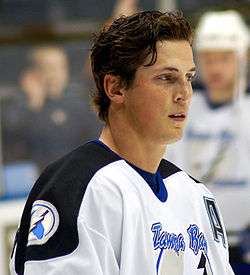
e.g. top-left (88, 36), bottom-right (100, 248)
top-left (156, 66), bottom-right (196, 73)
top-left (157, 67), bottom-right (179, 72)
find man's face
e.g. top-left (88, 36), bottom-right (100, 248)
top-left (123, 40), bottom-right (195, 145)
top-left (198, 50), bottom-right (237, 100)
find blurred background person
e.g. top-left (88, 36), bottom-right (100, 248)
top-left (20, 45), bottom-right (101, 171)
top-left (0, 45), bottom-right (101, 198)
top-left (165, 10), bottom-right (250, 265)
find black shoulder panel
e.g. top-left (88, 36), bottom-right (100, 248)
top-left (14, 141), bottom-right (120, 275)
top-left (158, 159), bottom-right (182, 179)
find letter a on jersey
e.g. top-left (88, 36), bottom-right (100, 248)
top-left (203, 197), bottom-right (226, 247)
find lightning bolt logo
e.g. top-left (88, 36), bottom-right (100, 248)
top-left (30, 210), bottom-right (49, 239)
top-left (27, 200), bottom-right (59, 246)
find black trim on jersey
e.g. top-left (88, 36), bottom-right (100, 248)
top-left (14, 141), bottom-right (121, 275)
top-left (159, 159), bottom-right (200, 184)
top-left (188, 175), bottom-right (200, 183)
top-left (158, 159), bottom-right (182, 179)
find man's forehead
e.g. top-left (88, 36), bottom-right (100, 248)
top-left (144, 40), bottom-right (195, 73)
top-left (157, 39), bottom-right (192, 52)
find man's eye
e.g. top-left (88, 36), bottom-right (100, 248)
top-left (158, 75), bottom-right (176, 82)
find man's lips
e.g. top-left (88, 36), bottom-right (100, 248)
top-left (168, 112), bottom-right (186, 121)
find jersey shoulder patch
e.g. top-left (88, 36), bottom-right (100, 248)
top-left (27, 200), bottom-right (59, 246)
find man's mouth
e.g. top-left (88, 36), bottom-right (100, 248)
top-left (168, 113), bottom-right (186, 121)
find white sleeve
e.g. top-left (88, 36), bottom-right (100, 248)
top-left (22, 219), bottom-right (119, 275)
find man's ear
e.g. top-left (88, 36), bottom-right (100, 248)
top-left (103, 74), bottom-right (125, 104)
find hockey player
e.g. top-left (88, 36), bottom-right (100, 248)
top-left (166, 10), bottom-right (250, 263)
top-left (10, 11), bottom-right (234, 274)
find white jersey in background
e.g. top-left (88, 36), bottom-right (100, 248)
top-left (10, 141), bottom-right (234, 274)
top-left (166, 92), bottom-right (250, 238)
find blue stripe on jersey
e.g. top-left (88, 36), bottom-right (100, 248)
top-left (93, 140), bottom-right (168, 202)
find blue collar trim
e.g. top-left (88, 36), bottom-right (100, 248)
top-left (92, 140), bottom-right (168, 202)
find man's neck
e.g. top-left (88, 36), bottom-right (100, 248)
top-left (99, 124), bottom-right (165, 174)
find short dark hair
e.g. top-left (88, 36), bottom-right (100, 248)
top-left (91, 10), bottom-right (193, 122)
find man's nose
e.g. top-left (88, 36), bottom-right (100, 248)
top-left (174, 81), bottom-right (191, 104)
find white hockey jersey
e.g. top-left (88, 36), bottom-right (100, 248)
top-left (166, 92), bottom-right (250, 234)
top-left (10, 141), bottom-right (234, 275)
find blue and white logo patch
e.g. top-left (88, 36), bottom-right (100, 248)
top-left (28, 200), bottom-right (59, 246)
